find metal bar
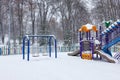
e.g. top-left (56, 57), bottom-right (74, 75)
top-left (27, 39), bottom-right (30, 61)
top-left (96, 31), bottom-right (98, 39)
top-left (91, 37), bottom-right (94, 59)
top-left (22, 37), bottom-right (26, 60)
top-left (86, 32), bottom-right (88, 40)
top-left (55, 39), bottom-right (57, 58)
top-left (79, 32), bottom-right (82, 57)
top-left (26, 35), bottom-right (56, 39)
top-left (49, 37), bottom-right (52, 57)
top-left (89, 31), bottom-right (91, 40)
top-left (79, 32), bottom-right (81, 40)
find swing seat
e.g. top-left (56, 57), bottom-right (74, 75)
top-left (32, 53), bottom-right (39, 57)
top-left (42, 53), bottom-right (48, 56)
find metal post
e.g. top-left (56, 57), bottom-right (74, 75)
top-left (49, 37), bottom-right (52, 57)
top-left (91, 37), bottom-right (94, 59)
top-left (80, 41), bottom-right (82, 58)
top-left (99, 26), bottom-right (102, 46)
top-left (27, 39), bottom-right (30, 61)
top-left (22, 37), bottom-right (26, 60)
top-left (79, 32), bottom-right (82, 57)
top-left (79, 32), bottom-right (81, 40)
top-left (86, 32), bottom-right (88, 40)
top-left (55, 39), bottom-right (57, 58)
top-left (88, 31), bottom-right (91, 40)
top-left (96, 31), bottom-right (98, 39)
top-left (119, 25), bottom-right (120, 33)
top-left (105, 34), bottom-right (109, 45)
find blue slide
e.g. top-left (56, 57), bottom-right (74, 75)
top-left (102, 36), bottom-right (120, 56)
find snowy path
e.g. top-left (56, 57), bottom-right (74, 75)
top-left (0, 53), bottom-right (120, 80)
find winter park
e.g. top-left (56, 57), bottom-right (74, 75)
top-left (0, 0), bottom-right (120, 80)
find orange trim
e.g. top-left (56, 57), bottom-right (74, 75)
top-left (79, 25), bottom-right (98, 32)
top-left (92, 25), bottom-right (97, 32)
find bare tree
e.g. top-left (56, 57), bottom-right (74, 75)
top-left (0, 0), bottom-right (4, 43)
top-left (92, 0), bottom-right (120, 25)
top-left (58, 0), bottom-right (91, 46)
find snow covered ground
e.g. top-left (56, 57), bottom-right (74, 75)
top-left (0, 52), bottom-right (120, 80)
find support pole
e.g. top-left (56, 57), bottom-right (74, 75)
top-left (99, 26), bottom-right (102, 46)
top-left (49, 37), bottom-right (52, 57)
top-left (86, 32), bottom-right (88, 40)
top-left (91, 37), bottom-right (94, 59)
top-left (27, 39), bottom-right (30, 61)
top-left (96, 31), bottom-right (98, 39)
top-left (80, 32), bottom-right (82, 39)
top-left (22, 37), bottom-right (26, 60)
top-left (88, 31), bottom-right (91, 40)
top-left (80, 41), bottom-right (82, 58)
top-left (79, 32), bottom-right (82, 57)
top-left (55, 39), bottom-right (57, 58)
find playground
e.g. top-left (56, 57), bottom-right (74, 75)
top-left (1, 1), bottom-right (120, 80)
top-left (0, 21), bottom-right (120, 80)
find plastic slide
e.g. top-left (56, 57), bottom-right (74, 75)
top-left (67, 50), bottom-right (80, 56)
top-left (94, 50), bottom-right (116, 63)
top-left (102, 36), bottom-right (120, 56)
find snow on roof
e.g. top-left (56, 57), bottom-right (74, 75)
top-left (114, 22), bottom-right (117, 25)
top-left (102, 32), bottom-right (105, 34)
top-left (106, 28), bottom-right (110, 31)
top-left (85, 23), bottom-right (93, 29)
top-left (109, 25), bottom-right (112, 29)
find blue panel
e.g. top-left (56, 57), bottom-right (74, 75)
top-left (117, 22), bottom-right (120, 26)
top-left (112, 26), bottom-right (115, 28)
top-left (102, 48), bottom-right (112, 56)
top-left (102, 36), bottom-right (120, 56)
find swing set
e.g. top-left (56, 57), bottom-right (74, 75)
top-left (22, 35), bottom-right (57, 61)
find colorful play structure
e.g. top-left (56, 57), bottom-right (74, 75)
top-left (79, 24), bottom-right (98, 60)
top-left (68, 21), bottom-right (120, 63)
top-left (22, 35), bottom-right (57, 61)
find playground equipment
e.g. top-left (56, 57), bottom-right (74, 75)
top-left (68, 24), bottom-right (100, 60)
top-left (79, 24), bottom-right (98, 60)
top-left (68, 22), bottom-right (120, 63)
top-left (22, 35), bottom-right (57, 61)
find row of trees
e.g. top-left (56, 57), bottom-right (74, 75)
top-left (91, 0), bottom-right (120, 26)
top-left (0, 0), bottom-right (90, 46)
top-left (0, 0), bottom-right (120, 46)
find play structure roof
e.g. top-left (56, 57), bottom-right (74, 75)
top-left (79, 24), bottom-right (98, 32)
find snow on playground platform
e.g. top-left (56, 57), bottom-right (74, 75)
top-left (0, 52), bottom-right (120, 80)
